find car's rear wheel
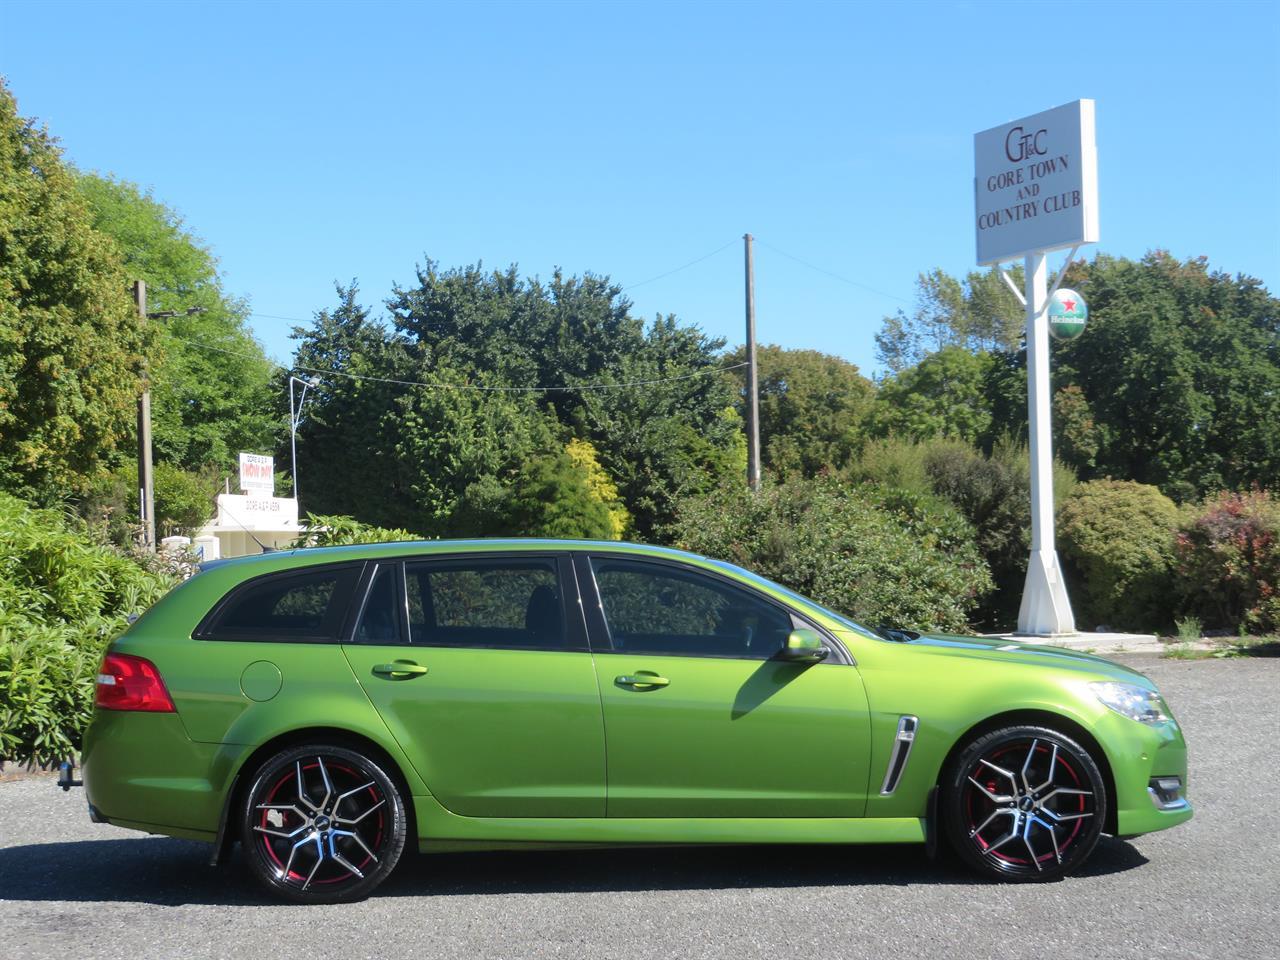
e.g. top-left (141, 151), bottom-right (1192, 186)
top-left (240, 744), bottom-right (407, 903)
top-left (943, 724), bottom-right (1107, 882)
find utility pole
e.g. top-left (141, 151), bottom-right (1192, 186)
top-left (133, 280), bottom-right (155, 552)
top-left (743, 233), bottom-right (761, 491)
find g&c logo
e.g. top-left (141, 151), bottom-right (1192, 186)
top-left (1005, 125), bottom-right (1048, 163)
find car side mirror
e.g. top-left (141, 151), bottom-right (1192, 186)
top-left (778, 628), bottom-right (829, 663)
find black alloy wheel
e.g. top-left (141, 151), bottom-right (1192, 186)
top-left (943, 724), bottom-right (1107, 881)
top-left (241, 744), bottom-right (407, 903)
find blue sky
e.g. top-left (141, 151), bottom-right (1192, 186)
top-left (3, 0), bottom-right (1277, 375)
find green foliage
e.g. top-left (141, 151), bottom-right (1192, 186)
top-left (564, 438), bottom-right (630, 538)
top-left (152, 462), bottom-right (217, 537)
top-left (1044, 253), bottom-right (1280, 499)
top-left (0, 492), bottom-right (175, 763)
top-left (667, 476), bottom-right (992, 633)
top-left (1057, 481), bottom-right (1180, 631)
top-left (294, 272), bottom-right (741, 539)
top-left (875, 267), bottom-right (1023, 373)
top-left (866, 347), bottom-right (997, 444)
top-left (293, 514), bottom-right (419, 547)
top-left (75, 173), bottom-right (278, 473)
top-left (0, 81), bottom-right (148, 504)
top-left (725, 344), bottom-right (874, 477)
top-left (847, 436), bottom-right (1076, 629)
top-left (472, 451), bottom-right (617, 540)
top-left (1174, 616), bottom-right (1202, 643)
top-left (1175, 491), bottom-right (1280, 633)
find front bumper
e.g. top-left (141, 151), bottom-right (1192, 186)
top-left (1102, 711), bottom-right (1194, 837)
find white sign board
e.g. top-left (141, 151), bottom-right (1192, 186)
top-left (974, 99), bottom-right (1098, 265)
top-left (215, 494), bottom-right (299, 532)
top-left (239, 452), bottom-right (274, 494)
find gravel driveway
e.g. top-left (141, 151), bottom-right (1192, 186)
top-left (1, 655), bottom-right (1274, 960)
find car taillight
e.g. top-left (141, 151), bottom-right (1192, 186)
top-left (95, 652), bottom-right (176, 712)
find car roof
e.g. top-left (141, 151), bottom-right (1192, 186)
top-left (199, 538), bottom-right (708, 576)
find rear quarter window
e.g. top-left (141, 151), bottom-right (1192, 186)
top-left (196, 564), bottom-right (361, 642)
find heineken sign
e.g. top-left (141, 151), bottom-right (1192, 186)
top-left (974, 100), bottom-right (1099, 265)
top-left (1048, 289), bottom-right (1087, 340)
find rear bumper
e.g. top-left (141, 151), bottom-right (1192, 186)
top-left (81, 708), bottom-right (228, 837)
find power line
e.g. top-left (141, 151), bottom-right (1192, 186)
top-left (621, 239), bottom-right (738, 291)
top-left (754, 239), bottom-right (913, 305)
top-left (170, 334), bottom-right (747, 393)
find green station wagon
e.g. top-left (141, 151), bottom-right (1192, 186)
top-left (78, 539), bottom-right (1192, 902)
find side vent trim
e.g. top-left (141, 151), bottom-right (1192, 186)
top-left (880, 715), bottom-right (919, 796)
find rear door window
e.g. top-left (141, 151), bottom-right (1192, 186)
top-left (200, 565), bottom-right (360, 642)
top-left (404, 558), bottom-right (569, 650)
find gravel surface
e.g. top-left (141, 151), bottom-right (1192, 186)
top-left (1, 655), bottom-right (1275, 960)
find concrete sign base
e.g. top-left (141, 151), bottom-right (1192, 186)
top-left (1017, 548), bottom-right (1077, 636)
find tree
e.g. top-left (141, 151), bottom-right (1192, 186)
top-left (75, 173), bottom-right (278, 472)
top-left (1048, 252), bottom-right (1280, 499)
top-left (0, 81), bottom-right (147, 503)
top-left (866, 346), bottom-right (996, 444)
top-left (875, 267), bottom-right (1023, 373)
top-left (382, 263), bottom-right (744, 538)
top-left (725, 344), bottom-right (874, 477)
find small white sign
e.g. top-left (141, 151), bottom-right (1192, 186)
top-left (239, 452), bottom-right (274, 494)
top-left (215, 494), bottom-right (299, 531)
top-left (974, 99), bottom-right (1099, 265)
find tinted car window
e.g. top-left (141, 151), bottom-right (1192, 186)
top-left (405, 559), bottom-right (565, 650)
top-left (354, 563), bottom-right (401, 644)
top-left (204, 566), bottom-right (359, 641)
top-left (590, 558), bottom-right (794, 659)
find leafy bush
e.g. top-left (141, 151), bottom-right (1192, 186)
top-left (0, 492), bottom-right (175, 764)
top-left (847, 436), bottom-right (1077, 628)
top-left (1057, 481), bottom-right (1180, 631)
top-left (1175, 491), bottom-right (1280, 632)
top-left (152, 462), bottom-right (218, 537)
top-left (666, 476), bottom-right (992, 633)
top-left (293, 514), bottom-right (419, 547)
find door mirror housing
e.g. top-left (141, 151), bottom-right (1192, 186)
top-left (778, 628), bottom-right (829, 663)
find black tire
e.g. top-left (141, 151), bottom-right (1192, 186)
top-left (240, 744), bottom-right (407, 903)
top-left (943, 724), bottom-right (1107, 882)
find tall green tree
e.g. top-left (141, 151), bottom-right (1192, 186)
top-left (384, 263), bottom-right (744, 537)
top-left (866, 346), bottom-right (996, 444)
top-left (291, 284), bottom-right (561, 534)
top-left (1049, 252), bottom-right (1280, 500)
top-left (0, 81), bottom-right (147, 503)
top-left (75, 173), bottom-right (277, 471)
top-left (875, 267), bottom-right (1024, 373)
top-left (725, 344), bottom-right (874, 477)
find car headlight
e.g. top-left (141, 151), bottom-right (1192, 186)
top-left (1090, 681), bottom-right (1171, 724)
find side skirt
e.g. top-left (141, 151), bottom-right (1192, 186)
top-left (412, 795), bottom-right (925, 852)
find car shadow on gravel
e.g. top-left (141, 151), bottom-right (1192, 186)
top-left (0, 836), bottom-right (1148, 906)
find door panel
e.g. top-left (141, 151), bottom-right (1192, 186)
top-left (342, 556), bottom-right (605, 818)
top-left (582, 555), bottom-right (871, 818)
top-left (598, 655), bottom-right (870, 817)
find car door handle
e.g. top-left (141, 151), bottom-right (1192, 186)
top-left (372, 661), bottom-right (428, 679)
top-left (615, 674), bottom-right (669, 689)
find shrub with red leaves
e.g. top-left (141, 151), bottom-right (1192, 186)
top-left (1175, 491), bottom-right (1280, 632)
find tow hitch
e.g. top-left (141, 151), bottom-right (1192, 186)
top-left (57, 759), bottom-right (82, 792)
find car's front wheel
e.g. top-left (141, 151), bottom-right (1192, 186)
top-left (240, 744), bottom-right (407, 903)
top-left (943, 724), bottom-right (1107, 881)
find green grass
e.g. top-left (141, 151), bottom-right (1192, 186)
top-left (1161, 634), bottom-right (1280, 660)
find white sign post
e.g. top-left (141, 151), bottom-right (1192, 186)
top-left (974, 100), bottom-right (1098, 636)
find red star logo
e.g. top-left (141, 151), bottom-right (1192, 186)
top-left (1061, 299), bottom-right (1076, 311)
